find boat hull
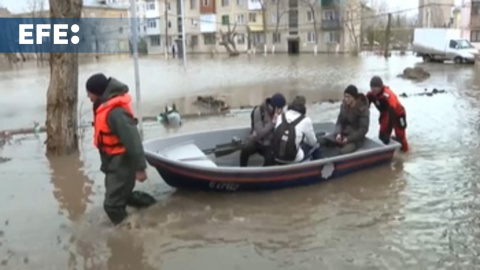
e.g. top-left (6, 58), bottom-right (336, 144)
top-left (145, 149), bottom-right (396, 192)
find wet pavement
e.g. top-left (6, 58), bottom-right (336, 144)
top-left (1, 53), bottom-right (480, 269)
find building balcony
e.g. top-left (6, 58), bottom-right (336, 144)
top-left (248, 20), bottom-right (264, 32)
top-left (321, 19), bottom-right (341, 30)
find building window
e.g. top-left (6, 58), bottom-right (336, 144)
top-left (307, 32), bottom-right (316, 43)
top-left (203, 0), bottom-right (209, 6)
top-left (222, 15), bottom-right (230, 25)
top-left (288, 10), bottom-right (298, 28)
top-left (167, 2), bottom-right (171, 10)
top-left (472, 2), bottom-right (480, 15)
top-left (236, 0), bottom-right (244, 5)
top-left (449, 39), bottom-right (458, 48)
top-left (147, 2), bottom-right (155, 10)
top-left (151, 36), bottom-right (161, 46)
top-left (272, 32), bottom-right (280, 43)
top-left (253, 33), bottom-right (265, 44)
top-left (271, 14), bottom-right (277, 24)
top-left (471, 30), bottom-right (480, 42)
top-left (236, 14), bottom-right (245, 24)
top-left (147, 19), bottom-right (157, 28)
top-left (222, 0), bottom-right (229, 6)
top-left (191, 35), bottom-right (198, 46)
top-left (190, 0), bottom-right (197, 9)
top-left (191, 18), bottom-right (198, 26)
top-left (168, 21), bottom-right (172, 28)
top-left (237, 34), bottom-right (245, 44)
top-left (307, 11), bottom-right (313, 22)
top-left (204, 33), bottom-right (216, 44)
top-left (249, 13), bottom-right (256, 22)
top-left (323, 10), bottom-right (337, 20)
top-left (324, 31), bottom-right (339, 43)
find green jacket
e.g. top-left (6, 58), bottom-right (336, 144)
top-left (96, 78), bottom-right (147, 173)
top-left (334, 94), bottom-right (370, 146)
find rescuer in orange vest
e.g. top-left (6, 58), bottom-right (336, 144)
top-left (366, 76), bottom-right (409, 152)
top-left (86, 73), bottom-right (149, 225)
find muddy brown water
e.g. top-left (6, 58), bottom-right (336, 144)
top-left (1, 54), bottom-right (480, 269)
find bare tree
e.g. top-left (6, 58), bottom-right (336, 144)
top-left (271, 0), bottom-right (288, 54)
top-left (218, 23), bottom-right (240, 56)
top-left (45, 0), bottom-right (82, 155)
top-left (300, 0), bottom-right (319, 54)
top-left (342, 0), bottom-right (362, 55)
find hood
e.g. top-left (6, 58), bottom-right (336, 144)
top-left (101, 77), bottom-right (129, 101)
top-left (287, 103), bottom-right (306, 115)
top-left (262, 98), bottom-right (275, 115)
top-left (93, 78), bottom-right (129, 112)
top-left (342, 93), bottom-right (369, 113)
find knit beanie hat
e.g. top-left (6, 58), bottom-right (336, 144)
top-left (370, 76), bottom-right (383, 88)
top-left (270, 93), bottom-right (286, 108)
top-left (86, 73), bottom-right (109, 96)
top-left (344, 85), bottom-right (358, 97)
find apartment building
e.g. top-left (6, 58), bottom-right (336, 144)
top-left (459, 0), bottom-right (480, 49)
top-left (143, 0), bottom-right (181, 54)
top-left (181, 0), bottom-right (362, 54)
top-left (92, 0), bottom-right (149, 37)
top-left (470, 0), bottom-right (480, 48)
top-left (418, 0), bottom-right (455, 27)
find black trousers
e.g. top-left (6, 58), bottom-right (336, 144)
top-left (239, 141), bottom-right (275, 167)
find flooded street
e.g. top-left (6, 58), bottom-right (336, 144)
top-left (1, 53), bottom-right (480, 269)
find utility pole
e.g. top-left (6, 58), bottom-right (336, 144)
top-left (164, 0), bottom-right (169, 59)
top-left (180, 0), bottom-right (187, 67)
top-left (129, 0), bottom-right (144, 139)
top-left (384, 13), bottom-right (392, 58)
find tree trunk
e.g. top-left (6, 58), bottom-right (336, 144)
top-left (45, 0), bottom-right (82, 156)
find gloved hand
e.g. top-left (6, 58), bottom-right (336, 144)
top-left (379, 133), bottom-right (390, 145)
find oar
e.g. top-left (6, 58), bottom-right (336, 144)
top-left (204, 131), bottom-right (330, 158)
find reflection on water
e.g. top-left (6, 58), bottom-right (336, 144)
top-left (48, 153), bottom-right (94, 222)
top-left (1, 54), bottom-right (480, 269)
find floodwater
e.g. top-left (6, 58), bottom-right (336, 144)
top-left (1, 53), bottom-right (480, 269)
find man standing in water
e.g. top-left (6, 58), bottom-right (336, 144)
top-left (367, 76), bottom-right (409, 152)
top-left (86, 73), bottom-right (149, 226)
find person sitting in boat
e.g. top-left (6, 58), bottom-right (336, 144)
top-left (321, 85), bottom-right (370, 155)
top-left (271, 95), bottom-right (320, 164)
top-left (239, 93), bottom-right (286, 167)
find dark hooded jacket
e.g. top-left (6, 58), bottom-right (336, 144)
top-left (94, 78), bottom-right (147, 173)
top-left (334, 94), bottom-right (370, 146)
top-left (251, 98), bottom-right (276, 146)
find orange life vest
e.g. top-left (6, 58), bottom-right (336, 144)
top-left (368, 86), bottom-right (405, 116)
top-left (93, 93), bottom-right (134, 155)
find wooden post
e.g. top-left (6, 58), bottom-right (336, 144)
top-left (384, 13), bottom-right (392, 58)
